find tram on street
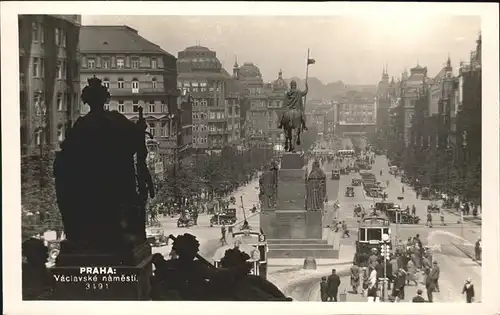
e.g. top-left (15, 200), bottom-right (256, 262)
top-left (354, 212), bottom-right (392, 265)
top-left (213, 229), bottom-right (269, 280)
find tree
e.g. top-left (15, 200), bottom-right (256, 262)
top-left (21, 152), bottom-right (63, 239)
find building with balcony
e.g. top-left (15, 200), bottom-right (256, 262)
top-left (177, 45), bottom-right (242, 153)
top-left (79, 25), bottom-right (179, 161)
top-left (19, 15), bottom-right (81, 156)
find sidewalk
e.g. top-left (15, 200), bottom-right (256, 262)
top-left (442, 207), bottom-right (482, 225)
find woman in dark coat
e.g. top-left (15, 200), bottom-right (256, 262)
top-left (462, 278), bottom-right (475, 303)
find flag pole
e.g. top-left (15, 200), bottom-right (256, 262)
top-left (304, 48), bottom-right (310, 109)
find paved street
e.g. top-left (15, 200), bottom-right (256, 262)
top-left (316, 152), bottom-right (482, 302)
top-left (153, 178), bottom-right (261, 262)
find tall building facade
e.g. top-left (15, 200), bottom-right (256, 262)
top-left (19, 15), bottom-right (81, 156)
top-left (79, 25), bottom-right (179, 161)
top-left (177, 45), bottom-right (241, 153)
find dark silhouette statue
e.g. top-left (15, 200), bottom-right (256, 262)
top-left (306, 160), bottom-right (327, 211)
top-left (150, 233), bottom-right (291, 301)
top-left (53, 76), bottom-right (154, 261)
top-left (259, 161), bottom-right (278, 209)
top-left (278, 80), bottom-right (308, 152)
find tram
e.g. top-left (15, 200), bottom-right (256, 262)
top-left (213, 230), bottom-right (269, 280)
top-left (354, 212), bottom-right (392, 265)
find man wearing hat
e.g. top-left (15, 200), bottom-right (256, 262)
top-left (462, 278), bottom-right (475, 303)
top-left (430, 260), bottom-right (440, 292)
top-left (320, 276), bottom-right (329, 302)
top-left (411, 289), bottom-right (426, 302)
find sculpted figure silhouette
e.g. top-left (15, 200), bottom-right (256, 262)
top-left (306, 160), bottom-right (327, 211)
top-left (54, 76), bottom-right (154, 257)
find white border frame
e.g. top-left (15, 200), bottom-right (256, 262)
top-left (2, 2), bottom-right (499, 315)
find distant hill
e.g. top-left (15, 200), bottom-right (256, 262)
top-left (284, 77), bottom-right (376, 102)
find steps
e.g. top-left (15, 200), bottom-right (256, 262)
top-left (267, 239), bottom-right (339, 259)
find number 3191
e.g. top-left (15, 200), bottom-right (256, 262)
top-left (85, 282), bottom-right (109, 290)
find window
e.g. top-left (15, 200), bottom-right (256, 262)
top-left (149, 100), bottom-right (155, 113)
top-left (61, 29), bottom-right (66, 47)
top-left (102, 58), bottom-right (110, 69)
top-left (152, 78), bottom-right (157, 89)
top-left (57, 93), bottom-right (63, 111)
top-left (131, 58), bottom-right (140, 69)
top-left (133, 100), bottom-right (139, 112)
top-left (193, 99), bottom-right (199, 106)
top-left (151, 58), bottom-right (157, 69)
top-left (209, 112), bottom-right (215, 119)
top-left (117, 79), bottom-right (124, 89)
top-left (117, 58), bottom-right (124, 69)
top-left (104, 102), bottom-right (110, 111)
top-left (118, 100), bottom-right (125, 113)
top-left (57, 127), bottom-right (64, 142)
top-left (56, 61), bottom-right (62, 79)
top-left (55, 28), bottom-right (60, 46)
top-left (192, 82), bottom-right (199, 92)
top-left (35, 130), bottom-right (42, 145)
top-left (32, 58), bottom-right (39, 77)
top-left (32, 23), bottom-right (39, 42)
top-left (132, 79), bottom-right (139, 93)
top-left (103, 78), bottom-right (110, 89)
top-left (193, 125), bottom-right (199, 132)
top-left (149, 122), bottom-right (156, 136)
top-left (200, 82), bottom-right (207, 92)
top-left (87, 58), bottom-right (96, 68)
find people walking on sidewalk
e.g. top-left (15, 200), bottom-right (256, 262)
top-left (327, 269), bottom-right (341, 302)
top-left (426, 212), bottom-right (433, 228)
top-left (430, 261), bottom-right (440, 292)
top-left (320, 276), bottom-right (328, 302)
top-left (424, 268), bottom-right (435, 302)
top-left (342, 221), bottom-right (350, 238)
top-left (475, 238), bottom-right (482, 261)
top-left (350, 263), bottom-right (360, 294)
top-left (462, 278), bottom-right (475, 303)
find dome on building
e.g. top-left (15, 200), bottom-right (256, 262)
top-left (272, 69), bottom-right (287, 91)
top-left (238, 62), bottom-right (262, 78)
top-left (177, 45), bottom-right (222, 73)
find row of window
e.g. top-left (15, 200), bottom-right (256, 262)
top-left (93, 77), bottom-right (161, 90)
top-left (192, 111), bottom-right (226, 120)
top-left (33, 127), bottom-right (65, 146)
top-left (86, 56), bottom-right (159, 70)
top-left (30, 57), bottom-right (68, 79)
top-left (31, 22), bottom-right (67, 47)
top-left (192, 125), bottom-right (226, 133)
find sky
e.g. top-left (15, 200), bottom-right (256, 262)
top-left (82, 15), bottom-right (481, 85)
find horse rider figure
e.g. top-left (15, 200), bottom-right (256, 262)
top-left (278, 80), bottom-right (308, 152)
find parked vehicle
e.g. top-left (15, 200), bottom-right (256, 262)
top-left (352, 178), bottom-right (362, 186)
top-left (331, 169), bottom-right (340, 180)
top-left (146, 227), bottom-right (168, 247)
top-left (345, 186), bottom-right (355, 197)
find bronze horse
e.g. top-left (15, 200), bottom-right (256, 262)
top-left (282, 109), bottom-right (303, 152)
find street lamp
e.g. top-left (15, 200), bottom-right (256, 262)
top-left (380, 233), bottom-right (391, 302)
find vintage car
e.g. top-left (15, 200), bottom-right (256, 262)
top-left (386, 207), bottom-right (420, 224)
top-left (345, 186), bottom-right (355, 197)
top-left (375, 201), bottom-right (395, 213)
top-left (210, 209), bottom-right (237, 226)
top-left (146, 227), bottom-right (168, 247)
top-left (331, 169), bottom-right (340, 180)
top-left (367, 187), bottom-right (384, 198)
top-left (177, 212), bottom-right (195, 228)
top-left (352, 178), bottom-right (362, 186)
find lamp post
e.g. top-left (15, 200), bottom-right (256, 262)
top-left (380, 233), bottom-right (391, 302)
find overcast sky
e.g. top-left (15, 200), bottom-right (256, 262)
top-left (82, 15), bottom-right (480, 85)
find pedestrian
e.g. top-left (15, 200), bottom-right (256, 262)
top-left (386, 179), bottom-right (390, 187)
top-left (411, 205), bottom-right (416, 216)
top-left (426, 212), bottom-right (433, 228)
top-left (406, 260), bottom-right (418, 286)
top-left (424, 268), bottom-right (435, 302)
top-left (462, 278), bottom-right (475, 303)
top-left (402, 186), bottom-right (405, 193)
top-left (342, 221), bottom-right (350, 238)
top-left (350, 263), bottom-right (360, 294)
top-left (369, 248), bottom-right (379, 266)
top-left (411, 289), bottom-right (426, 302)
top-left (367, 266), bottom-right (378, 300)
top-left (327, 269), bottom-right (341, 302)
top-left (220, 224), bottom-right (227, 245)
top-left (475, 238), bottom-right (482, 261)
top-left (430, 261), bottom-right (440, 292)
top-left (320, 276), bottom-right (329, 302)
top-left (362, 267), bottom-right (370, 296)
top-left (391, 269), bottom-right (405, 301)
top-left (439, 209), bottom-right (445, 226)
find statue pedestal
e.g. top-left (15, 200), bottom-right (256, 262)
top-left (261, 152), bottom-right (338, 260)
top-left (51, 242), bottom-right (152, 300)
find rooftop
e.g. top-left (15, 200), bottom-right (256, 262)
top-left (80, 25), bottom-right (173, 57)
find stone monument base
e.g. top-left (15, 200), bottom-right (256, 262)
top-left (267, 239), bottom-right (339, 259)
top-left (51, 242), bottom-right (152, 300)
